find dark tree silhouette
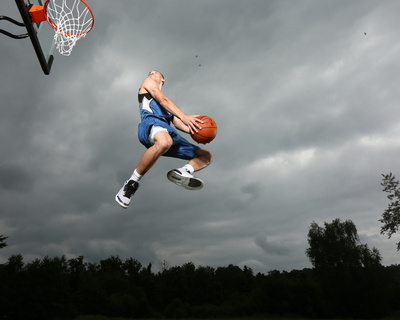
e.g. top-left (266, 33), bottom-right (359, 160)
top-left (1, 230), bottom-right (399, 319)
top-left (306, 218), bottom-right (381, 269)
top-left (0, 235), bottom-right (7, 249)
top-left (380, 173), bottom-right (400, 250)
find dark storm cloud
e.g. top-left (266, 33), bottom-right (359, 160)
top-left (255, 234), bottom-right (290, 256)
top-left (0, 164), bottom-right (36, 192)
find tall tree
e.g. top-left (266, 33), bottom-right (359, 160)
top-left (0, 235), bottom-right (7, 249)
top-left (380, 173), bottom-right (400, 250)
top-left (306, 218), bottom-right (381, 269)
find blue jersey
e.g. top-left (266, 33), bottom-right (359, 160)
top-left (139, 93), bottom-right (173, 124)
top-left (137, 92), bottom-right (200, 160)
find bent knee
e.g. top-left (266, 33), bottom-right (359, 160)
top-left (154, 134), bottom-right (173, 153)
top-left (158, 140), bottom-right (173, 153)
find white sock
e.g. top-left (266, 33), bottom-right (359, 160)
top-left (181, 164), bottom-right (194, 174)
top-left (130, 169), bottom-right (142, 182)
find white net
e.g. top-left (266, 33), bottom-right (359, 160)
top-left (45, 0), bottom-right (94, 56)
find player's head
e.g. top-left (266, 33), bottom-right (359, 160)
top-left (148, 70), bottom-right (165, 86)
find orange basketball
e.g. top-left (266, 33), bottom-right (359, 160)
top-left (190, 115), bottom-right (218, 144)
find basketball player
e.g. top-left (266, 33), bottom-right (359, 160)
top-left (115, 70), bottom-right (212, 209)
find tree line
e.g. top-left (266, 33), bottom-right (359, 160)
top-left (1, 251), bottom-right (400, 320)
top-left (1, 173), bottom-right (400, 320)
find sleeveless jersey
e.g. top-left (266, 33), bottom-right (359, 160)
top-left (138, 92), bottom-right (173, 124)
top-left (137, 92), bottom-right (200, 160)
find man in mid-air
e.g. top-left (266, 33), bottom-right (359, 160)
top-left (115, 70), bottom-right (212, 209)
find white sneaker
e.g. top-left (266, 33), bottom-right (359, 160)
top-left (167, 169), bottom-right (204, 190)
top-left (115, 180), bottom-right (139, 209)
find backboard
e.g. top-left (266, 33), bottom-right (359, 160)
top-left (15, 0), bottom-right (55, 74)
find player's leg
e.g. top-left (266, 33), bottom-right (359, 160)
top-left (136, 130), bottom-right (173, 175)
top-left (188, 148), bottom-right (212, 172)
top-left (115, 130), bottom-right (172, 208)
top-left (166, 133), bottom-right (213, 191)
top-left (167, 148), bottom-right (212, 190)
top-left (167, 148), bottom-right (212, 191)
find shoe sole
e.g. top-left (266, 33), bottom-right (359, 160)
top-left (115, 194), bottom-right (128, 209)
top-left (167, 170), bottom-right (204, 190)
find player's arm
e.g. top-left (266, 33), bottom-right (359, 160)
top-left (141, 78), bottom-right (202, 133)
top-left (173, 116), bottom-right (193, 133)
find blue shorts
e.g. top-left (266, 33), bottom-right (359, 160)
top-left (138, 117), bottom-right (200, 160)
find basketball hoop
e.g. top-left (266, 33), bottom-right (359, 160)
top-left (29, 0), bottom-right (94, 56)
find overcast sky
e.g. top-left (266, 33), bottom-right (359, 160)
top-left (1, 0), bottom-right (400, 273)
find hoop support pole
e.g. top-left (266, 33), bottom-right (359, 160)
top-left (0, 29), bottom-right (28, 39)
top-left (0, 15), bottom-right (28, 39)
top-left (0, 15), bottom-right (25, 27)
top-left (14, 0), bottom-right (52, 74)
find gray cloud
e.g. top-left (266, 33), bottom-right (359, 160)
top-left (0, 0), bottom-right (399, 273)
top-left (255, 233), bottom-right (290, 256)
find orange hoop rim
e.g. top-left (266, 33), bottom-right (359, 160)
top-left (44, 0), bottom-right (94, 37)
